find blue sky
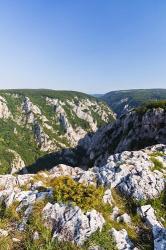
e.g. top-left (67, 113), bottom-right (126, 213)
top-left (0, 0), bottom-right (166, 93)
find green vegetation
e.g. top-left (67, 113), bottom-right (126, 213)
top-left (0, 175), bottom-right (160, 250)
top-left (83, 224), bottom-right (117, 250)
top-left (0, 119), bottom-right (44, 174)
top-left (50, 176), bottom-right (106, 212)
top-left (0, 89), bottom-right (96, 102)
top-left (149, 190), bottom-right (166, 227)
top-left (150, 156), bottom-right (164, 171)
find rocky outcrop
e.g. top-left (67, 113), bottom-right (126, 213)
top-left (46, 97), bottom-right (87, 145)
top-left (24, 144), bottom-right (165, 201)
top-left (46, 96), bottom-right (115, 147)
top-left (22, 96), bottom-right (42, 124)
top-left (0, 96), bottom-right (11, 119)
top-left (48, 164), bottom-right (85, 179)
top-left (42, 202), bottom-right (105, 245)
top-left (67, 99), bottom-right (98, 131)
top-left (82, 108), bottom-right (166, 166)
top-left (95, 147), bottom-right (165, 200)
top-left (0, 174), bottom-right (32, 190)
top-left (46, 97), bottom-right (72, 132)
top-left (8, 149), bottom-right (25, 174)
top-left (33, 121), bottom-right (55, 151)
top-left (0, 187), bottom-right (52, 208)
top-left (22, 96), bottom-right (48, 124)
top-left (19, 145), bottom-right (166, 202)
top-left (22, 97), bottom-right (56, 151)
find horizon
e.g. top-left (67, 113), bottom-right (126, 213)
top-left (0, 87), bottom-right (166, 95)
top-left (0, 1), bottom-right (166, 92)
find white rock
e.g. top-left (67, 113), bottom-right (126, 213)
top-left (137, 205), bottom-right (162, 229)
top-left (95, 149), bottom-right (165, 200)
top-left (8, 149), bottom-right (25, 174)
top-left (0, 229), bottom-right (8, 237)
top-left (33, 231), bottom-right (40, 241)
top-left (117, 213), bottom-right (131, 224)
top-left (102, 189), bottom-right (112, 205)
top-left (42, 202), bottom-right (105, 245)
top-left (111, 207), bottom-right (120, 221)
top-left (110, 228), bottom-right (137, 250)
top-left (0, 96), bottom-right (11, 119)
top-left (12, 238), bottom-right (21, 242)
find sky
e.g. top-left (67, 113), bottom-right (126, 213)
top-left (0, 0), bottom-right (166, 93)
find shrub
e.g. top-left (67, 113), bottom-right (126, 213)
top-left (135, 100), bottom-right (166, 114)
top-left (50, 176), bottom-right (105, 211)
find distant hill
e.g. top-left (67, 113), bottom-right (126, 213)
top-left (101, 89), bottom-right (166, 116)
top-left (92, 94), bottom-right (104, 98)
top-left (0, 89), bottom-right (115, 174)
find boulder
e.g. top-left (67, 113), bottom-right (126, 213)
top-left (33, 231), bottom-right (40, 241)
top-left (42, 202), bottom-right (105, 245)
top-left (110, 228), bottom-right (137, 250)
top-left (0, 229), bottom-right (8, 237)
top-left (117, 213), bottom-right (131, 224)
top-left (137, 205), bottom-right (162, 229)
top-left (111, 207), bottom-right (120, 221)
top-left (102, 189), bottom-right (112, 205)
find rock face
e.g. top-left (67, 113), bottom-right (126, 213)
top-left (8, 149), bottom-right (25, 174)
top-left (0, 95), bottom-right (11, 119)
top-left (46, 96), bottom-right (115, 146)
top-left (33, 121), bottom-right (55, 151)
top-left (82, 108), bottom-right (166, 166)
top-left (46, 97), bottom-right (87, 145)
top-left (42, 202), bottom-right (105, 245)
top-left (22, 96), bottom-right (42, 124)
